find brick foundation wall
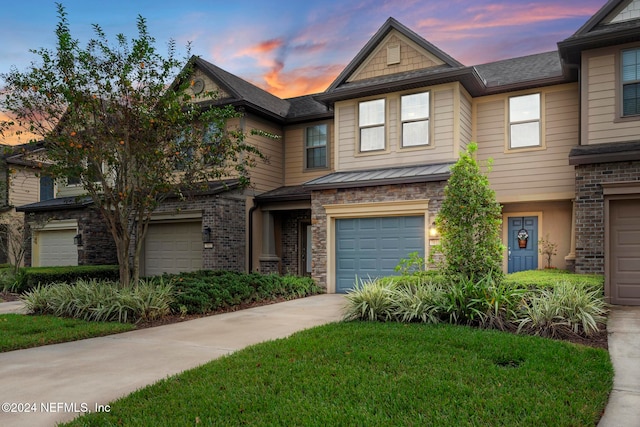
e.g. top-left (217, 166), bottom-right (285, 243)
top-left (311, 181), bottom-right (446, 289)
top-left (574, 160), bottom-right (640, 274)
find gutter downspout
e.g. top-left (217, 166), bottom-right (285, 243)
top-left (248, 198), bottom-right (258, 272)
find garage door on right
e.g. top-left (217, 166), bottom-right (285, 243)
top-left (335, 216), bottom-right (424, 294)
top-left (610, 199), bottom-right (640, 305)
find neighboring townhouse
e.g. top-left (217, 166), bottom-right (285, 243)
top-left (15, 0), bottom-right (640, 304)
top-left (0, 143), bottom-right (48, 266)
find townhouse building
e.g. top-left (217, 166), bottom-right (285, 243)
top-left (16, 0), bottom-right (640, 304)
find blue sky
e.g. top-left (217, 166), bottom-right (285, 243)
top-left (1, 0), bottom-right (605, 100)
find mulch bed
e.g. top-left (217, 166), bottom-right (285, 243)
top-left (1, 291), bottom-right (608, 349)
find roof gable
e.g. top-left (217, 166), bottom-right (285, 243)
top-left (327, 17), bottom-right (463, 92)
top-left (189, 56), bottom-right (292, 120)
top-left (558, 0), bottom-right (640, 64)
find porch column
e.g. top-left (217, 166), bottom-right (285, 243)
top-left (259, 210), bottom-right (280, 274)
top-left (564, 199), bottom-right (576, 272)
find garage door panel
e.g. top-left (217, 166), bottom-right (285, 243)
top-left (336, 216), bottom-right (425, 293)
top-left (145, 221), bottom-right (202, 276)
top-left (610, 199), bottom-right (640, 305)
top-left (38, 229), bottom-right (78, 267)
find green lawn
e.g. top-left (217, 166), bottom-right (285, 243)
top-left (63, 322), bottom-right (612, 427)
top-left (0, 314), bottom-right (135, 352)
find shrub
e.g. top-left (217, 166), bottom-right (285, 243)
top-left (343, 278), bottom-right (397, 322)
top-left (517, 281), bottom-right (608, 338)
top-left (167, 271), bottom-right (322, 314)
top-left (14, 265), bottom-right (120, 293)
top-left (20, 279), bottom-right (174, 323)
top-left (343, 270), bottom-right (606, 339)
top-left (434, 143), bottom-right (504, 282)
top-left (390, 281), bottom-right (445, 324)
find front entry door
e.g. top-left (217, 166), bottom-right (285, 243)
top-left (508, 216), bottom-right (538, 273)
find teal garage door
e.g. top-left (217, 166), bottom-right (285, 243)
top-left (335, 216), bottom-right (425, 293)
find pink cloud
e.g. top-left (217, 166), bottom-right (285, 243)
top-left (252, 64), bottom-right (344, 99)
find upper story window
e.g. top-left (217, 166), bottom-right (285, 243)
top-left (305, 124), bottom-right (327, 169)
top-left (509, 93), bottom-right (541, 149)
top-left (359, 99), bottom-right (385, 152)
top-left (622, 48), bottom-right (640, 116)
top-left (401, 92), bottom-right (430, 147)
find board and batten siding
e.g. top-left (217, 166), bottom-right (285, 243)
top-left (582, 44), bottom-right (640, 145)
top-left (333, 83), bottom-right (460, 172)
top-left (283, 122), bottom-right (334, 186)
top-left (474, 84), bottom-right (578, 202)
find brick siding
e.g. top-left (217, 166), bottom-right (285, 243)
top-left (574, 160), bottom-right (640, 274)
top-left (310, 181), bottom-right (446, 289)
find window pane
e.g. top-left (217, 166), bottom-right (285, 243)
top-left (403, 120), bottom-right (429, 147)
top-left (360, 126), bottom-right (385, 151)
top-left (359, 99), bottom-right (385, 126)
top-left (306, 124), bottom-right (327, 148)
top-left (510, 122), bottom-right (540, 148)
top-left (623, 83), bottom-right (640, 116)
top-left (401, 92), bottom-right (429, 121)
top-left (622, 49), bottom-right (640, 82)
top-left (306, 146), bottom-right (326, 169)
top-left (510, 93), bottom-right (540, 122)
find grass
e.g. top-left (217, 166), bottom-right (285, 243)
top-left (62, 322), bottom-right (612, 427)
top-left (0, 314), bottom-right (135, 352)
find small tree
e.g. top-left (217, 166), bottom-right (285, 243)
top-left (435, 143), bottom-right (504, 281)
top-left (538, 235), bottom-right (558, 269)
top-left (0, 5), bottom-right (264, 285)
top-left (0, 214), bottom-right (32, 274)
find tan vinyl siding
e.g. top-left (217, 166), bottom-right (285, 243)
top-left (283, 122), bottom-right (334, 186)
top-left (348, 31), bottom-right (444, 83)
top-left (475, 84), bottom-right (578, 202)
top-left (459, 89), bottom-right (473, 151)
top-left (187, 69), bottom-right (231, 103)
top-left (244, 115), bottom-right (283, 193)
top-left (583, 44), bottom-right (640, 145)
top-left (334, 83), bottom-right (458, 172)
top-left (8, 166), bottom-right (40, 206)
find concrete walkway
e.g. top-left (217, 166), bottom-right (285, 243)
top-left (0, 294), bottom-right (346, 427)
top-left (598, 305), bottom-right (640, 427)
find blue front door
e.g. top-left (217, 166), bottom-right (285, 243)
top-left (508, 216), bottom-right (538, 273)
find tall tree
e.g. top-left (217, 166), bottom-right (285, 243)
top-left (0, 4), bottom-right (263, 285)
top-left (435, 143), bottom-right (504, 281)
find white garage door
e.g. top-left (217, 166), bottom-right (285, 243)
top-left (610, 199), bottom-right (640, 305)
top-left (37, 229), bottom-right (78, 267)
top-left (144, 221), bottom-right (203, 277)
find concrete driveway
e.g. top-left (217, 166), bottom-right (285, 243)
top-left (0, 294), bottom-right (346, 427)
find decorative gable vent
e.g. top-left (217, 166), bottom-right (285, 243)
top-left (387, 44), bottom-right (400, 65)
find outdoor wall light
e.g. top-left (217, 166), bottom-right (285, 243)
top-left (73, 233), bottom-right (82, 246)
top-left (429, 222), bottom-right (438, 237)
top-left (202, 226), bottom-right (212, 243)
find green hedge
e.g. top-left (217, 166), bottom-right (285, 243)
top-left (15, 265), bottom-right (120, 293)
top-left (166, 270), bottom-right (323, 314)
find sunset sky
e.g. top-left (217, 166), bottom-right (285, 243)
top-left (1, 0), bottom-right (606, 144)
